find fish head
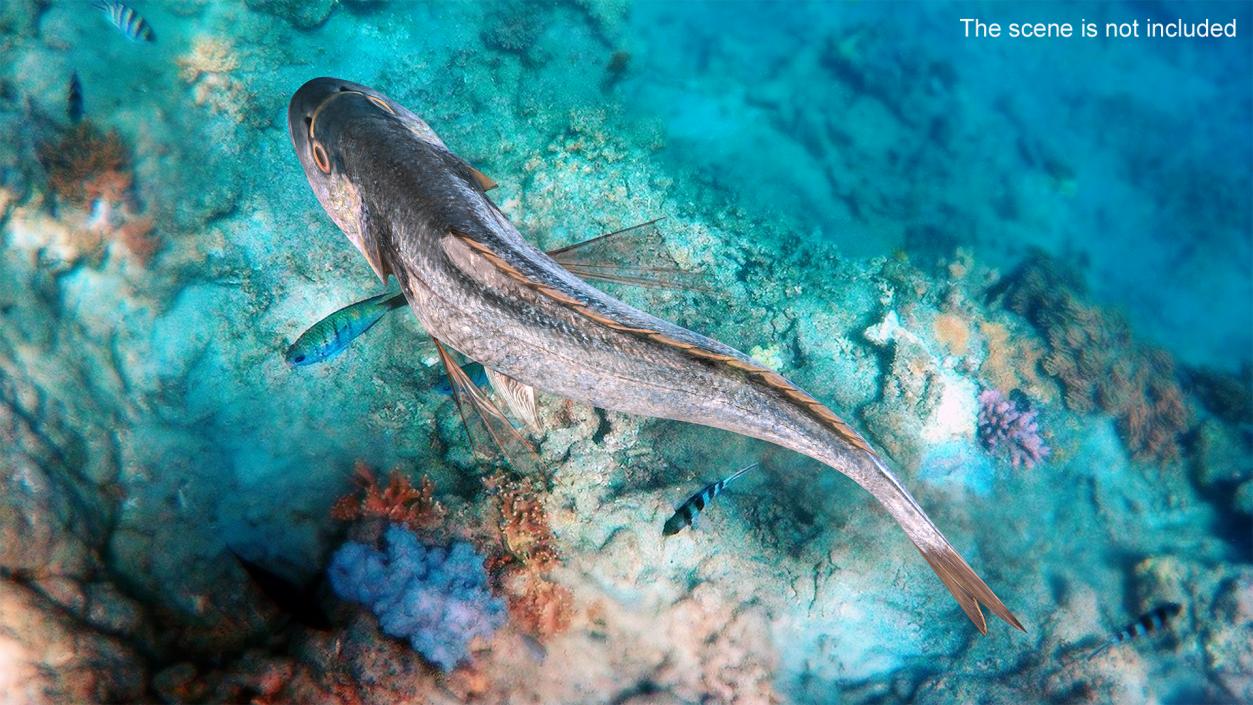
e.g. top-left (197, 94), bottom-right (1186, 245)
top-left (288, 77), bottom-right (447, 282)
top-left (284, 340), bottom-right (314, 367)
top-left (662, 514), bottom-right (685, 537)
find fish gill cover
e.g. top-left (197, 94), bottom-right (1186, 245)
top-left (0, 1), bottom-right (1249, 704)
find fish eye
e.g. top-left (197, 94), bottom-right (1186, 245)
top-left (311, 141), bottom-right (331, 174)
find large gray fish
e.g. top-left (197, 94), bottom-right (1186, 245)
top-left (287, 77), bottom-right (1023, 634)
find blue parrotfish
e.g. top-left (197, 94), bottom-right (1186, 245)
top-left (285, 291), bottom-right (406, 367)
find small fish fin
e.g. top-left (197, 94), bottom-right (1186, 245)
top-left (467, 164), bottom-right (498, 191)
top-left (433, 339), bottom-right (541, 476)
top-left (364, 240), bottom-right (394, 284)
top-left (547, 218), bottom-right (712, 293)
top-left (724, 462), bottom-right (759, 485)
top-left (485, 367), bottom-right (541, 433)
top-left (1086, 641), bottom-right (1112, 660)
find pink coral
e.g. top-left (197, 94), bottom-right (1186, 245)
top-left (977, 389), bottom-right (1050, 469)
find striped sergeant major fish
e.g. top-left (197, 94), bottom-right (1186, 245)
top-left (93, 0), bottom-right (155, 42)
top-left (1088, 603), bottom-right (1182, 659)
top-left (287, 77), bottom-right (1024, 634)
top-left (285, 291), bottom-right (407, 366)
top-left (663, 462), bottom-right (757, 536)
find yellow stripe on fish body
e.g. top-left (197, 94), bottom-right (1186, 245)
top-left (94, 0), bottom-right (155, 42)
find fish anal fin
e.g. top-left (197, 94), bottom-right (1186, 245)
top-left (433, 339), bottom-right (541, 476)
top-left (485, 367), bottom-right (541, 433)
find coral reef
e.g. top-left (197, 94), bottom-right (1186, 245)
top-left (245, 0), bottom-right (336, 29)
top-left (331, 462), bottom-right (447, 533)
top-left (484, 471), bottom-right (560, 570)
top-left (996, 254), bottom-right (1190, 464)
top-left (327, 524), bottom-right (506, 672)
top-left (177, 36), bottom-right (263, 127)
top-left (482, 471), bottom-right (573, 639)
top-left (36, 122), bottom-right (126, 206)
top-left (977, 388), bottom-right (1049, 469)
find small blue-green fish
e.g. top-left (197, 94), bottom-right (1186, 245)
top-left (93, 0), bottom-right (155, 42)
top-left (434, 361), bottom-right (487, 396)
top-left (1088, 603), bottom-right (1182, 659)
top-left (663, 462), bottom-right (757, 536)
top-left (67, 72), bottom-right (83, 124)
top-left (286, 292), bottom-right (406, 367)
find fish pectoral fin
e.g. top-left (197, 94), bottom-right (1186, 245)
top-left (467, 164), bottom-right (498, 191)
top-left (364, 241), bottom-right (394, 284)
top-left (546, 218), bottom-right (713, 294)
top-left (485, 367), bottom-right (542, 433)
top-left (433, 338), bottom-right (542, 476)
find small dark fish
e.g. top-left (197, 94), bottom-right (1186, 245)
top-left (230, 549), bottom-right (332, 631)
top-left (93, 0), bottom-right (156, 42)
top-left (1088, 602), bottom-right (1182, 659)
top-left (67, 72), bottom-right (83, 124)
top-left (286, 291), bottom-right (407, 366)
top-left (663, 462), bottom-right (757, 536)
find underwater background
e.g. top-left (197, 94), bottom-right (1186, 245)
top-left (0, 0), bottom-right (1250, 703)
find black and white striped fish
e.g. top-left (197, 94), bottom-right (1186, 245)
top-left (662, 463), bottom-right (757, 536)
top-left (93, 1), bottom-right (155, 42)
top-left (1088, 603), bottom-right (1182, 659)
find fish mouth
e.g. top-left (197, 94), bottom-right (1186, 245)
top-left (287, 78), bottom-right (372, 156)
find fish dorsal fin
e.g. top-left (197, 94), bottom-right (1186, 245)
top-left (432, 338), bottom-right (541, 476)
top-left (485, 367), bottom-right (541, 433)
top-left (467, 164), bottom-right (497, 191)
top-left (548, 218), bottom-right (712, 293)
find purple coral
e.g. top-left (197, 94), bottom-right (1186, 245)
top-left (977, 389), bottom-right (1050, 469)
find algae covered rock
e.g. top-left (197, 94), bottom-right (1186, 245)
top-left (246, 0), bottom-right (336, 29)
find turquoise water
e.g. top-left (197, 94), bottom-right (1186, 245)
top-left (0, 1), bottom-right (1249, 703)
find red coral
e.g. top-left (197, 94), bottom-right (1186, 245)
top-left (37, 122), bottom-right (128, 205)
top-left (330, 462), bottom-right (446, 531)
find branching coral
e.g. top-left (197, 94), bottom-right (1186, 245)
top-left (330, 462), bottom-right (446, 532)
top-left (481, 472), bottom-right (573, 639)
top-left (995, 254), bottom-right (1189, 464)
top-left (327, 524), bottom-right (505, 672)
top-left (483, 472), bottom-right (559, 570)
top-left (977, 389), bottom-right (1049, 469)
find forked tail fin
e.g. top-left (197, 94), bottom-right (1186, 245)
top-left (861, 452), bottom-right (1025, 634)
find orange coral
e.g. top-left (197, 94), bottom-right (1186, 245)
top-left (480, 471), bottom-right (572, 639)
top-left (996, 255), bottom-right (1189, 465)
top-left (483, 471), bottom-right (559, 570)
top-left (330, 462), bottom-right (446, 531)
top-left (499, 566), bottom-right (573, 638)
top-left (116, 216), bottom-right (159, 263)
top-left (933, 312), bottom-right (970, 355)
top-left (37, 122), bottom-right (128, 205)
